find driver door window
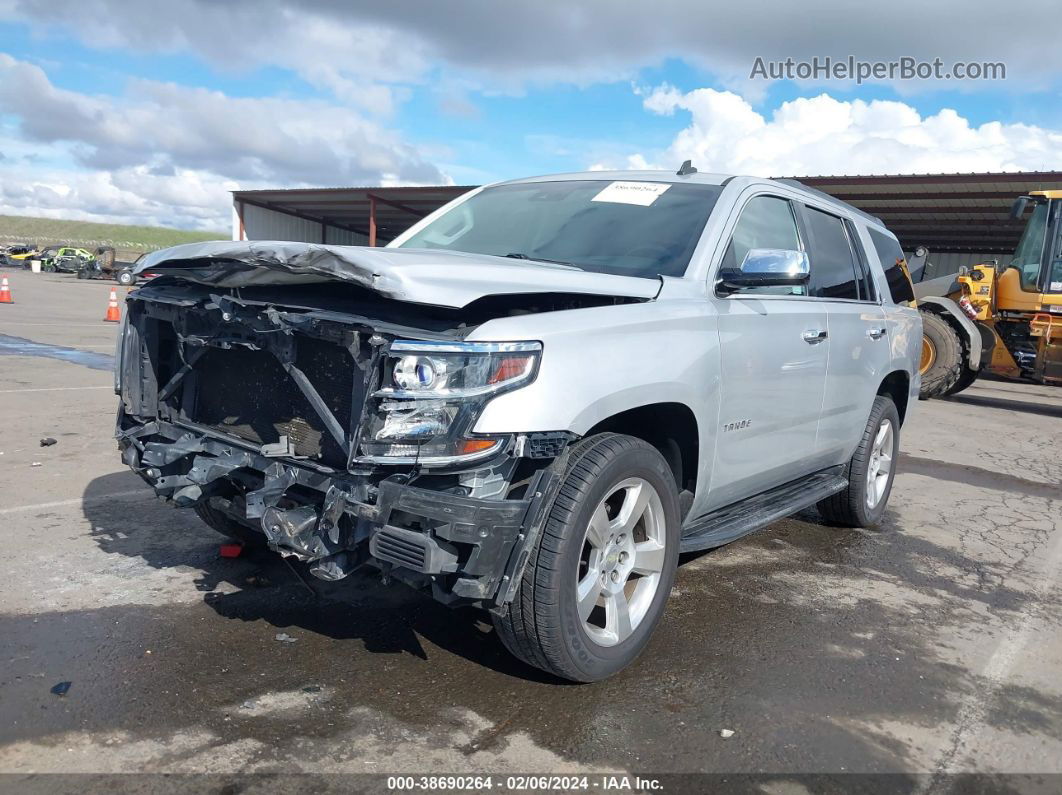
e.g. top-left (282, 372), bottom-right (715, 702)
top-left (721, 196), bottom-right (805, 296)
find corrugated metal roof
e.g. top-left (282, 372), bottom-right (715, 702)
top-left (233, 185), bottom-right (475, 243)
top-left (233, 171), bottom-right (1062, 253)
top-left (792, 172), bottom-right (1062, 252)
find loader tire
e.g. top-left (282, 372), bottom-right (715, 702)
top-left (918, 311), bottom-right (962, 399)
top-left (943, 366), bottom-right (980, 397)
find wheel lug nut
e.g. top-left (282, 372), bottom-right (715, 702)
top-left (610, 571), bottom-right (619, 582)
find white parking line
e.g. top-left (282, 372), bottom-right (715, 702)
top-left (0, 386), bottom-right (112, 393)
top-left (0, 489), bottom-right (153, 515)
top-left (921, 510), bottom-right (1062, 792)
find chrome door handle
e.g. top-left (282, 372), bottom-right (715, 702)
top-left (802, 329), bottom-right (828, 344)
top-left (866, 327), bottom-right (887, 340)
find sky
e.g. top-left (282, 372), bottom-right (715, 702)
top-left (0, 0), bottom-right (1060, 232)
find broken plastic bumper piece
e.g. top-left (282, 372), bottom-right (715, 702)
top-left (117, 416), bottom-right (558, 608)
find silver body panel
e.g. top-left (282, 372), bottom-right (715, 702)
top-left (465, 172), bottom-right (921, 519)
top-left (137, 170), bottom-right (921, 521)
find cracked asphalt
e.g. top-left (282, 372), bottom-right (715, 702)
top-left (1, 269), bottom-right (1061, 787)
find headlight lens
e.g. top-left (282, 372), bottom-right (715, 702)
top-left (357, 340), bottom-right (541, 465)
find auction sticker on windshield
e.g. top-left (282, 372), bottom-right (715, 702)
top-left (591, 181), bottom-right (671, 206)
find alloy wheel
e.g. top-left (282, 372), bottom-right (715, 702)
top-left (576, 477), bottom-right (667, 647)
top-left (865, 419), bottom-right (894, 509)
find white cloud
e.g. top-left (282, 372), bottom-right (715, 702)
top-left (0, 162), bottom-right (235, 230)
top-left (3, 0), bottom-right (1060, 98)
top-left (0, 53), bottom-right (448, 229)
top-left (610, 86), bottom-right (1062, 176)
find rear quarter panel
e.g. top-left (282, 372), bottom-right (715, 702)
top-left (887, 303), bottom-right (922, 413)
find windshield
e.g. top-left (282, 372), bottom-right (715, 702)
top-left (396, 180), bottom-right (724, 278)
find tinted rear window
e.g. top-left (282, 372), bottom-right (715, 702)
top-left (868, 228), bottom-right (915, 303)
top-left (804, 206), bottom-right (861, 300)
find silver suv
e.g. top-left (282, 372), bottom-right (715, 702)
top-left (116, 167), bottom-right (921, 682)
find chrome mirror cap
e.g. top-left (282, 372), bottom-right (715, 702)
top-left (717, 248), bottom-right (810, 292)
top-left (740, 248), bottom-right (810, 278)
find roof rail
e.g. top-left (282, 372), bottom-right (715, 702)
top-left (775, 178), bottom-right (885, 226)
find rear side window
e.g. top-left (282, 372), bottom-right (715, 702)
top-left (868, 228), bottom-right (915, 304)
top-left (803, 206), bottom-right (861, 300)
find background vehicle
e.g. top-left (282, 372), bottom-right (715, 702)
top-left (39, 244), bottom-right (95, 273)
top-left (116, 170), bottom-right (920, 682)
top-left (1, 244), bottom-right (38, 266)
top-left (912, 191), bottom-right (1062, 397)
top-left (76, 247), bottom-right (146, 284)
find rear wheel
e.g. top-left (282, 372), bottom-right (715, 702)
top-left (818, 395), bottom-right (900, 528)
top-left (493, 433), bottom-right (681, 682)
top-left (919, 311), bottom-right (962, 399)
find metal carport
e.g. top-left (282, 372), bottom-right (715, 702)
top-left (232, 171), bottom-right (1062, 267)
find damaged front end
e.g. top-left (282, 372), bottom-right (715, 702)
top-left (115, 277), bottom-right (574, 611)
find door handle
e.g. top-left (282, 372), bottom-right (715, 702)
top-left (866, 327), bottom-right (887, 340)
top-left (802, 329), bottom-right (828, 344)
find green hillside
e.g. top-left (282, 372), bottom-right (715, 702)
top-left (0, 214), bottom-right (226, 258)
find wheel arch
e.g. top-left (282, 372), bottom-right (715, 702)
top-left (583, 402), bottom-right (699, 499)
top-left (877, 370), bottom-right (910, 425)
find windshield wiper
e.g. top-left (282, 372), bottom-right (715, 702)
top-left (504, 252), bottom-right (580, 269)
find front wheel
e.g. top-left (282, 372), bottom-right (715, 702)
top-left (493, 433), bottom-right (681, 682)
top-left (817, 395), bottom-right (900, 528)
top-left (116, 269), bottom-right (136, 286)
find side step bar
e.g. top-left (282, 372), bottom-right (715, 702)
top-left (680, 466), bottom-right (847, 553)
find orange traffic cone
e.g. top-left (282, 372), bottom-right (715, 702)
top-left (0, 276), bottom-right (12, 303)
top-left (104, 287), bottom-right (121, 322)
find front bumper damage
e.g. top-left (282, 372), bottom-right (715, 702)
top-left (118, 416), bottom-right (565, 610)
top-left (115, 281), bottom-right (573, 612)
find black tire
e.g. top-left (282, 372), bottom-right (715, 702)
top-left (194, 499), bottom-right (266, 547)
top-left (818, 395), bottom-right (900, 528)
top-left (492, 433), bottom-right (681, 682)
top-left (943, 366), bottom-right (980, 397)
top-left (116, 269), bottom-right (136, 286)
top-left (76, 268), bottom-right (89, 280)
top-left (919, 311), bottom-right (963, 399)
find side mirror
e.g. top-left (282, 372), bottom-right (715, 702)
top-left (1010, 196), bottom-right (1029, 220)
top-left (718, 248), bottom-right (810, 291)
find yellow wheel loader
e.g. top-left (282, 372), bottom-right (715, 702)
top-left (912, 190), bottom-right (1062, 398)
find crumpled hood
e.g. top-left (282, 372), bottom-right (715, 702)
top-left (137, 240), bottom-right (660, 309)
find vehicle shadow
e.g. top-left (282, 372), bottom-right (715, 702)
top-left (65, 469), bottom-right (1061, 773)
top-left (81, 471), bottom-right (564, 685)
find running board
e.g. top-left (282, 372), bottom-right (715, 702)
top-left (680, 466), bottom-right (847, 553)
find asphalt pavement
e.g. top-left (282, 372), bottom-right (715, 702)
top-left (1, 267), bottom-right (1060, 790)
